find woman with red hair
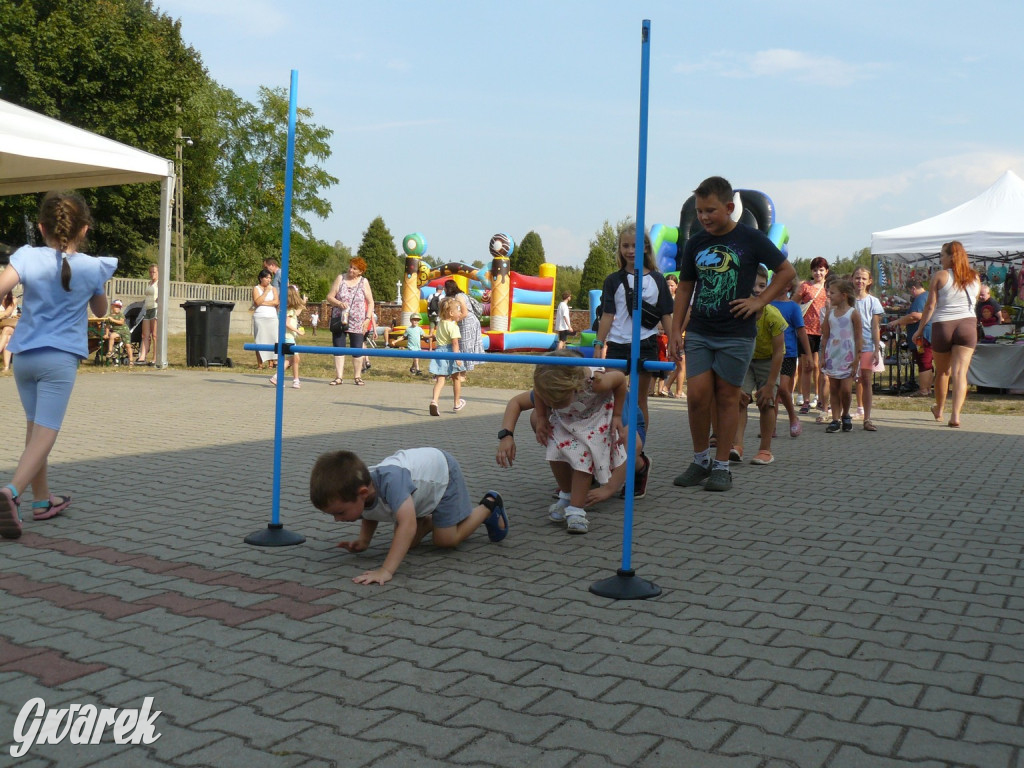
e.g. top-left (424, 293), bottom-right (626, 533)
top-left (913, 241), bottom-right (980, 427)
top-left (326, 257), bottom-right (374, 386)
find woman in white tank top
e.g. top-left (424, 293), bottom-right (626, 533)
top-left (913, 241), bottom-right (980, 427)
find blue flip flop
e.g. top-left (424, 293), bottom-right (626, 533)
top-left (482, 491), bottom-right (508, 542)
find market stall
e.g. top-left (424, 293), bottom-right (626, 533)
top-left (871, 170), bottom-right (1024, 391)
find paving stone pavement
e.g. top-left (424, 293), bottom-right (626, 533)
top-left (1, 368), bottom-right (1023, 767)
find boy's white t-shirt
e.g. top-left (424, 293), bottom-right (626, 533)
top-left (362, 448), bottom-right (450, 523)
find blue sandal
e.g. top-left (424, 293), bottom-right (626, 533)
top-left (32, 494), bottom-right (72, 521)
top-left (481, 491), bottom-right (508, 542)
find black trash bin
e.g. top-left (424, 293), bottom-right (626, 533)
top-left (180, 300), bottom-right (235, 368)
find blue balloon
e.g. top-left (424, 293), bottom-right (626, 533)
top-left (656, 242), bottom-right (677, 275)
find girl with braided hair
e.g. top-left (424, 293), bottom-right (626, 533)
top-left (0, 191), bottom-right (117, 539)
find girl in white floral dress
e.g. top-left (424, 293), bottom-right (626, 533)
top-left (532, 352), bottom-right (633, 535)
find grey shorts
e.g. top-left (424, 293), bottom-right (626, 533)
top-left (685, 331), bottom-right (755, 388)
top-left (742, 357), bottom-right (778, 396)
top-left (433, 450), bottom-right (473, 529)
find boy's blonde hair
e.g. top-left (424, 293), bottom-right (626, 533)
top-left (533, 350), bottom-right (586, 407)
top-left (309, 450), bottom-right (371, 508)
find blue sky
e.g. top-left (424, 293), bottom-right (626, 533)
top-left (157, 0), bottom-right (1024, 268)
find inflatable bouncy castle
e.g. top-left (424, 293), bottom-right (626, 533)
top-left (649, 189), bottom-right (790, 275)
top-left (399, 232), bottom-right (559, 352)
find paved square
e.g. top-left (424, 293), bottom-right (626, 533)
top-left (1, 370), bottom-right (1022, 766)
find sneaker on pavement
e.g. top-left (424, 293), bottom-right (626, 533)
top-left (799, 403), bottom-right (810, 414)
top-left (673, 462), bottom-right (711, 487)
top-left (825, 420), bottom-right (841, 433)
top-left (566, 514), bottom-right (589, 534)
top-left (750, 450), bottom-right (775, 465)
top-left (729, 446), bottom-right (743, 462)
top-left (704, 468), bottom-right (732, 492)
top-left (790, 420), bottom-right (802, 437)
top-left (292, 379), bottom-right (301, 389)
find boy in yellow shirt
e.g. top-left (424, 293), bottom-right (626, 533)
top-left (734, 265), bottom-right (787, 465)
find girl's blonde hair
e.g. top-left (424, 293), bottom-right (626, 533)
top-left (941, 240), bottom-right (979, 290)
top-left (852, 265), bottom-right (873, 289)
top-left (617, 224), bottom-right (657, 272)
top-left (831, 279), bottom-right (856, 309)
top-left (533, 350), bottom-right (586, 407)
top-left (287, 285), bottom-right (305, 311)
top-left (439, 296), bottom-right (460, 321)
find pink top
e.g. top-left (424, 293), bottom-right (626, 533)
top-left (797, 281), bottom-right (828, 335)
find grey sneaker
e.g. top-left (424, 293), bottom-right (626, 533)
top-left (548, 501), bottom-right (568, 523)
top-left (704, 468), bottom-right (732, 492)
top-left (566, 514), bottom-right (589, 534)
top-left (673, 462), bottom-right (711, 487)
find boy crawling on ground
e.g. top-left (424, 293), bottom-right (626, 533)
top-left (310, 447), bottom-right (508, 585)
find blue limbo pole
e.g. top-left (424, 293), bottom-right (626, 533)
top-left (590, 19), bottom-right (661, 600)
top-left (245, 69), bottom-right (305, 548)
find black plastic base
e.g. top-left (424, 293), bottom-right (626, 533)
top-left (244, 523), bottom-right (306, 547)
top-left (589, 568), bottom-right (662, 600)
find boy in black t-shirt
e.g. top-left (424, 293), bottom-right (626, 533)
top-left (669, 176), bottom-right (796, 492)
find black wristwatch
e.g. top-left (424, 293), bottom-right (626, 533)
top-left (497, 429), bottom-right (514, 440)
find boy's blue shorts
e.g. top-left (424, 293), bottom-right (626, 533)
top-left (684, 331), bottom-right (755, 388)
top-left (433, 450), bottom-right (473, 529)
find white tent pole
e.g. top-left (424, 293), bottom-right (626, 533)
top-left (157, 169), bottom-right (173, 368)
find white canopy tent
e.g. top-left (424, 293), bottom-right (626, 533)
top-left (0, 97), bottom-right (174, 367)
top-left (871, 170), bottom-right (1024, 264)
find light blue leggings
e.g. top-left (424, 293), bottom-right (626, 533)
top-left (13, 347), bottom-right (79, 431)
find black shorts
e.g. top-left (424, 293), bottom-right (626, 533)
top-left (780, 357), bottom-right (797, 378)
top-left (807, 334), bottom-right (822, 354)
top-left (605, 335), bottom-right (658, 376)
top-left (557, 330), bottom-right (570, 342)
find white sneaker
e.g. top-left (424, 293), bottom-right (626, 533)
top-left (268, 375), bottom-right (277, 386)
top-left (292, 380), bottom-right (301, 389)
top-left (795, 394), bottom-right (804, 405)
top-left (566, 514), bottom-right (589, 534)
top-left (809, 397), bottom-right (818, 409)
top-left (548, 501), bottom-right (568, 523)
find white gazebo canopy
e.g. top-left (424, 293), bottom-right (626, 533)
top-left (0, 97), bottom-right (174, 366)
top-left (871, 170), bottom-right (1024, 263)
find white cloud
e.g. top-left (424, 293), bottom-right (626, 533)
top-left (386, 58), bottom-right (410, 72)
top-left (673, 48), bottom-right (883, 87)
top-left (762, 151), bottom-right (1024, 229)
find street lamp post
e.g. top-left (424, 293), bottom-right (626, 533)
top-left (173, 128), bottom-right (193, 282)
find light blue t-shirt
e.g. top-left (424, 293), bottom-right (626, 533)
top-left (405, 324), bottom-right (423, 350)
top-left (8, 246), bottom-right (118, 359)
top-left (855, 295), bottom-right (885, 351)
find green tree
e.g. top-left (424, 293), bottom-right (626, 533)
top-left (555, 265), bottom-right (582, 308)
top-left (356, 217), bottom-right (403, 307)
top-left (198, 85), bottom-right (338, 284)
top-left (575, 219), bottom-right (626, 308)
top-left (0, 0), bottom-right (210, 274)
top-left (513, 230), bottom-right (545, 276)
